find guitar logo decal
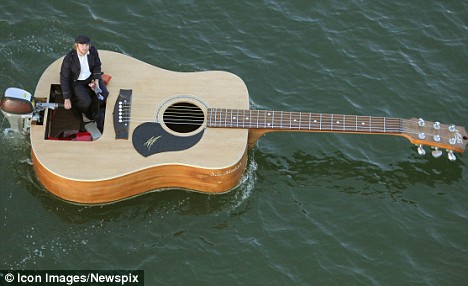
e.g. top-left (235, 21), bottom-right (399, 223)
top-left (144, 135), bottom-right (161, 151)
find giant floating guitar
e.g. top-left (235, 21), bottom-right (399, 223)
top-left (4, 51), bottom-right (466, 204)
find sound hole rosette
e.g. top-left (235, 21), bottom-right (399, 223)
top-left (156, 95), bottom-right (208, 137)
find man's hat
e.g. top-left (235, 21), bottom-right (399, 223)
top-left (75, 35), bottom-right (91, 44)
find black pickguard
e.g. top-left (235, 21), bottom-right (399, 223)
top-left (132, 122), bottom-right (204, 157)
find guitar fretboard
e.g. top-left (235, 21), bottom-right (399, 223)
top-left (207, 108), bottom-right (402, 134)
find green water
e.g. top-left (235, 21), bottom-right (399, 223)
top-left (1, 1), bottom-right (467, 285)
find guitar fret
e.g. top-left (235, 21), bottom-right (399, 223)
top-left (243, 110), bottom-right (246, 127)
top-left (384, 117), bottom-right (386, 132)
top-left (245, 110), bottom-right (248, 127)
top-left (256, 110), bottom-right (259, 128)
top-left (231, 109), bottom-right (235, 127)
top-left (267, 111), bottom-right (270, 128)
top-left (213, 108), bottom-right (216, 126)
top-left (257, 110), bottom-right (263, 128)
top-left (268, 111), bottom-right (271, 128)
top-left (280, 111), bottom-right (283, 129)
top-left (240, 109), bottom-right (243, 128)
top-left (271, 111), bottom-right (275, 128)
top-left (220, 108), bottom-right (224, 127)
top-left (235, 109), bottom-right (238, 127)
top-left (219, 108), bottom-right (222, 127)
top-left (224, 109), bottom-right (228, 127)
top-left (232, 109), bottom-right (235, 127)
top-left (224, 109), bottom-right (232, 127)
top-left (223, 109), bottom-right (227, 127)
top-left (270, 111), bottom-right (273, 127)
top-left (209, 109), bottom-right (213, 126)
top-left (244, 110), bottom-right (247, 128)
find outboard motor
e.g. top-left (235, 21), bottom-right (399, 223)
top-left (0, 87), bottom-right (34, 133)
top-left (1, 87), bottom-right (62, 134)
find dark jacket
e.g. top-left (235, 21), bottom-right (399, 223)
top-left (60, 46), bottom-right (103, 99)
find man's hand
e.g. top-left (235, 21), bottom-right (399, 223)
top-left (64, 99), bottom-right (72, 109)
top-left (89, 79), bottom-right (99, 91)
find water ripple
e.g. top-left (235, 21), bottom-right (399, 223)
top-left (1, 0), bottom-right (467, 284)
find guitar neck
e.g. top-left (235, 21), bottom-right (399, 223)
top-left (207, 108), bottom-right (402, 135)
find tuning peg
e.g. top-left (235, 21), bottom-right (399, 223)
top-left (431, 147), bottom-right (443, 158)
top-left (447, 151), bottom-right (456, 161)
top-left (417, 144), bottom-right (426, 155)
top-left (418, 118), bottom-right (425, 127)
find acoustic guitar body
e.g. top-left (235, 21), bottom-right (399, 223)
top-left (28, 51), bottom-right (468, 204)
top-left (30, 51), bottom-right (250, 204)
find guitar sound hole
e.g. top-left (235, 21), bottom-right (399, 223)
top-left (163, 102), bottom-right (205, 133)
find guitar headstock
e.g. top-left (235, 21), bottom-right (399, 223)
top-left (402, 118), bottom-right (467, 161)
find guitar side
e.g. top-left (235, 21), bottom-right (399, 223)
top-left (32, 149), bottom-right (248, 204)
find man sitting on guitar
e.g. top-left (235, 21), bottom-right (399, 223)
top-left (60, 35), bottom-right (108, 132)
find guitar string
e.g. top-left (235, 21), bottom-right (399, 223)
top-left (117, 106), bottom-right (457, 142)
top-left (118, 104), bottom-right (453, 130)
top-left (118, 107), bottom-right (442, 132)
top-left (117, 106), bottom-right (434, 129)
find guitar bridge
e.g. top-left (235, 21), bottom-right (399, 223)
top-left (113, 89), bottom-right (132, 139)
